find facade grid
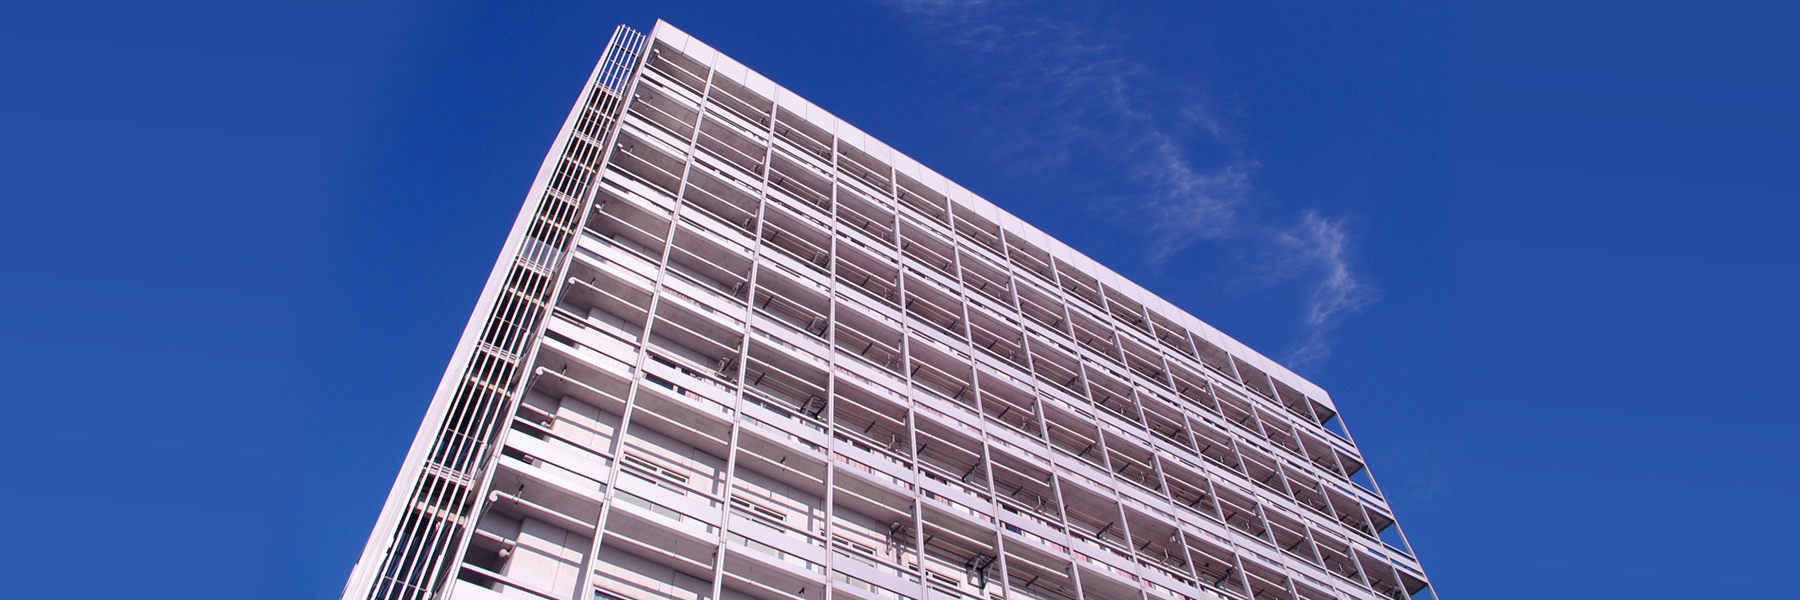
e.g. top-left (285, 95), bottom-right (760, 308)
top-left (343, 20), bottom-right (1436, 600)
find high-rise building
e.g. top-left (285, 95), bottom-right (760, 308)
top-left (343, 20), bottom-right (1435, 600)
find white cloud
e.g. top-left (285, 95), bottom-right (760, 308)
top-left (1276, 212), bottom-right (1375, 365)
top-left (882, 1), bottom-right (1372, 368)
top-left (1281, 211), bottom-right (1373, 327)
top-left (1137, 140), bottom-right (1250, 261)
top-left (886, 1), bottom-right (1251, 253)
top-left (1286, 330), bottom-right (1334, 370)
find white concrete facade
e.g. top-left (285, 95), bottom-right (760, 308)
top-left (343, 21), bottom-right (1435, 600)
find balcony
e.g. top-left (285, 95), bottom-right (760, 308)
top-left (914, 424), bottom-right (990, 515)
top-left (768, 153), bottom-right (833, 214)
top-left (1072, 541), bottom-right (1142, 600)
top-left (1146, 311), bottom-right (1196, 358)
top-left (1240, 446), bottom-right (1291, 499)
top-left (1285, 470), bottom-right (1334, 518)
top-left (1051, 259), bottom-right (1104, 313)
top-left (1212, 486), bottom-right (1269, 543)
top-left (721, 532), bottom-right (827, 600)
top-left (899, 219), bottom-right (958, 285)
top-left (834, 350), bottom-right (908, 411)
top-left (706, 74), bottom-right (774, 130)
top-left (1157, 363), bottom-right (1210, 412)
top-left (1044, 405), bottom-right (1105, 475)
top-left (833, 368), bottom-right (909, 448)
top-left (645, 41), bottom-right (709, 95)
top-left (773, 106), bottom-right (834, 164)
top-left (830, 498), bottom-right (918, 593)
top-left (1140, 396), bottom-right (1196, 454)
top-left (951, 208), bottom-right (1006, 263)
top-left (1231, 359), bottom-right (1278, 402)
top-left (1085, 367), bottom-right (1142, 428)
top-left (754, 260), bottom-right (831, 337)
top-left (457, 471), bottom-right (599, 600)
top-left (733, 415), bottom-right (830, 497)
top-left (760, 201), bottom-right (833, 277)
top-left (836, 242), bottom-right (901, 309)
top-left (1004, 548), bottom-right (1079, 600)
top-left (1067, 310), bottom-right (1123, 368)
top-left (644, 287), bottom-right (741, 373)
top-left (1004, 235), bottom-right (1055, 284)
top-left (836, 141), bottom-right (892, 191)
top-left (1122, 501), bottom-right (1187, 576)
top-left (895, 172), bottom-right (950, 229)
top-left (557, 248), bottom-right (652, 334)
top-left (1213, 387), bottom-right (1264, 438)
top-left (1323, 486), bottom-right (1376, 538)
top-left (1190, 336), bottom-right (1240, 384)
top-left (1060, 480), bottom-right (1128, 553)
top-left (696, 114), bottom-right (768, 181)
top-left (486, 457), bottom-right (603, 539)
top-left (726, 465), bottom-right (827, 570)
top-left (745, 329), bottom-right (830, 426)
top-left (834, 435), bottom-right (917, 500)
top-left (976, 367), bottom-right (1039, 439)
top-left (992, 449), bottom-right (1061, 522)
top-left (589, 527), bottom-right (717, 600)
top-left (1190, 421), bottom-right (1244, 475)
top-left (1263, 509), bottom-right (1320, 567)
top-left (902, 270), bottom-right (968, 342)
top-left (1237, 556), bottom-right (1295, 600)
top-left (628, 85), bottom-right (699, 143)
top-left (739, 391), bottom-right (828, 458)
top-left (1256, 410), bottom-right (1308, 461)
top-left (1099, 286), bottom-right (1150, 335)
top-left (588, 177), bottom-right (673, 260)
top-left (1298, 433), bottom-right (1347, 479)
top-left (958, 250), bottom-right (1013, 307)
top-left (636, 49), bottom-right (704, 106)
top-left (1180, 534), bottom-right (1248, 600)
top-left (1119, 336), bottom-right (1173, 391)
top-left (1104, 433), bottom-right (1162, 496)
top-left (611, 129), bottom-right (687, 200)
top-left (1026, 336), bottom-right (1086, 403)
top-left (836, 184), bottom-right (897, 244)
top-left (1310, 532), bottom-right (1362, 585)
top-left (611, 437), bottom-right (726, 538)
top-left (1356, 550), bottom-right (1412, 600)
top-left (834, 304), bottom-right (905, 376)
top-left (918, 516), bottom-right (1000, 600)
top-left (910, 334), bottom-right (974, 399)
top-left (632, 363), bottom-right (735, 458)
top-left (537, 325), bottom-right (634, 402)
top-left (682, 167), bottom-right (761, 238)
top-left (1163, 461), bottom-right (1221, 523)
top-left (1291, 578), bottom-right (1336, 600)
top-left (1271, 380), bottom-right (1320, 425)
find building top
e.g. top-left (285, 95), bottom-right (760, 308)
top-left (647, 20), bottom-right (1336, 412)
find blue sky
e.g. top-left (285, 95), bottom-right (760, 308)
top-left (2, 1), bottom-right (1795, 598)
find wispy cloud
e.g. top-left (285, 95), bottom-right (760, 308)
top-left (1283, 211), bottom-right (1372, 328)
top-left (888, 1), bottom-right (1250, 256)
top-left (882, 0), bottom-right (1372, 368)
top-left (1277, 212), bottom-right (1375, 365)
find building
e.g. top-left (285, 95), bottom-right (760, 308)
top-left (342, 20), bottom-right (1435, 600)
